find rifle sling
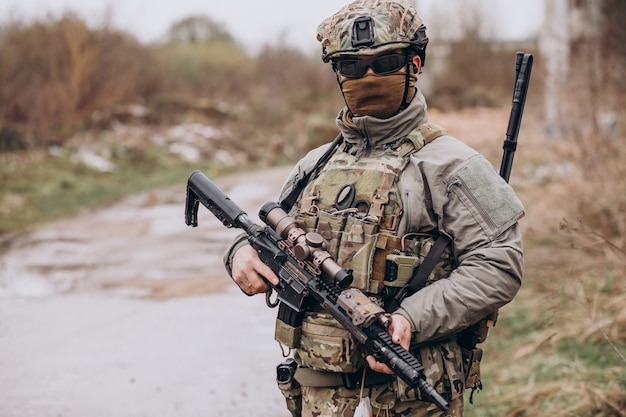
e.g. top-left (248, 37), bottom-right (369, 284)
top-left (280, 133), bottom-right (343, 212)
top-left (405, 234), bottom-right (451, 295)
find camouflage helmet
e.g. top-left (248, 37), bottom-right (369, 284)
top-left (317, 0), bottom-right (428, 64)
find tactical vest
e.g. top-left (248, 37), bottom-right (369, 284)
top-left (293, 123), bottom-right (452, 295)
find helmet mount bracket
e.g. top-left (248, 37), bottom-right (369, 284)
top-left (351, 16), bottom-right (374, 48)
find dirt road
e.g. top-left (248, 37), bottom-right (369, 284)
top-left (0, 166), bottom-right (293, 417)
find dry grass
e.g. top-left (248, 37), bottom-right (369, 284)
top-left (433, 98), bottom-right (626, 417)
top-left (0, 14), bottom-right (158, 147)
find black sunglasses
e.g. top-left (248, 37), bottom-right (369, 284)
top-left (334, 53), bottom-right (407, 79)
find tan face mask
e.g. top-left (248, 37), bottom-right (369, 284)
top-left (340, 73), bottom-right (417, 119)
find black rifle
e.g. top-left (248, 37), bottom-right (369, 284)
top-left (185, 170), bottom-right (449, 412)
top-left (500, 52), bottom-right (533, 182)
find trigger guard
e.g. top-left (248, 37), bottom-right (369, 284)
top-left (266, 287), bottom-right (279, 308)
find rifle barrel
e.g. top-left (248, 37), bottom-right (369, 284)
top-left (500, 52), bottom-right (533, 183)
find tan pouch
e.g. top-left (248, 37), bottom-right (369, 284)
top-left (336, 216), bottom-right (379, 291)
top-left (275, 318), bottom-right (302, 348)
top-left (294, 211), bottom-right (319, 233)
top-left (315, 210), bottom-right (346, 259)
top-left (297, 311), bottom-right (365, 373)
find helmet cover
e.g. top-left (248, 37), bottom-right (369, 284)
top-left (317, 0), bottom-right (428, 62)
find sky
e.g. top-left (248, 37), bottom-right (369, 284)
top-left (1, 0), bottom-right (545, 52)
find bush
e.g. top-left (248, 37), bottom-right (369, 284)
top-left (427, 5), bottom-right (535, 111)
top-left (149, 41), bottom-right (251, 100)
top-left (0, 13), bottom-right (157, 147)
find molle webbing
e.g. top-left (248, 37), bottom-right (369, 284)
top-left (300, 123), bottom-right (447, 219)
top-left (294, 123), bottom-right (447, 293)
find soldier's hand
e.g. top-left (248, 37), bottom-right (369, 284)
top-left (366, 314), bottom-right (413, 374)
top-left (231, 244), bottom-right (279, 295)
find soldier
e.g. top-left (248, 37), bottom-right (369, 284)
top-left (224, 1), bottom-right (524, 416)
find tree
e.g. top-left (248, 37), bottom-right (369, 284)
top-left (165, 15), bottom-right (235, 45)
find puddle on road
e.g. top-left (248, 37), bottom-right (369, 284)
top-left (0, 170), bottom-right (286, 300)
top-left (0, 265), bottom-right (58, 297)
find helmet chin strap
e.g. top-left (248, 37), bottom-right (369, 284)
top-left (336, 72), bottom-right (352, 115)
top-left (397, 49), bottom-right (412, 114)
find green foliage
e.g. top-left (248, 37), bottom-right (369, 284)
top-left (150, 41), bottom-right (251, 98)
top-left (0, 145), bottom-right (212, 235)
top-left (556, 338), bottom-right (626, 369)
top-left (0, 13), bottom-right (339, 148)
top-left (165, 15), bottom-right (236, 45)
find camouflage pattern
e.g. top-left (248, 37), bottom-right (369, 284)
top-left (406, 123), bottom-right (446, 151)
top-left (295, 145), bottom-right (406, 292)
top-left (317, 0), bottom-right (423, 60)
top-left (301, 384), bottom-right (464, 417)
top-left (278, 381), bottom-right (302, 417)
top-left (298, 338), bottom-right (465, 416)
top-left (301, 142), bottom-right (410, 224)
top-left (396, 339), bottom-right (465, 403)
top-left (298, 311), bottom-right (366, 373)
top-left (294, 123), bottom-right (447, 293)
top-left (272, 119), bottom-right (473, 415)
top-left (462, 347), bottom-right (483, 396)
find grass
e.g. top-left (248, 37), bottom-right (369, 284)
top-left (451, 106), bottom-right (626, 416)
top-left (466, 303), bottom-right (626, 416)
top-left (463, 231), bottom-right (626, 416)
top-left (0, 144), bottom-right (214, 235)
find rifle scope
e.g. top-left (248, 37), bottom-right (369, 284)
top-left (259, 202), bottom-right (353, 289)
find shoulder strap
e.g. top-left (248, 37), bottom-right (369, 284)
top-left (396, 123), bottom-right (447, 157)
top-left (406, 234), bottom-right (451, 294)
top-left (417, 123), bottom-right (448, 143)
top-left (280, 133), bottom-right (343, 212)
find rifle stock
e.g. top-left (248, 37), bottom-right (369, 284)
top-left (185, 170), bottom-right (449, 412)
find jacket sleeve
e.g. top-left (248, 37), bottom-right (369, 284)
top-left (396, 152), bottom-right (524, 344)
